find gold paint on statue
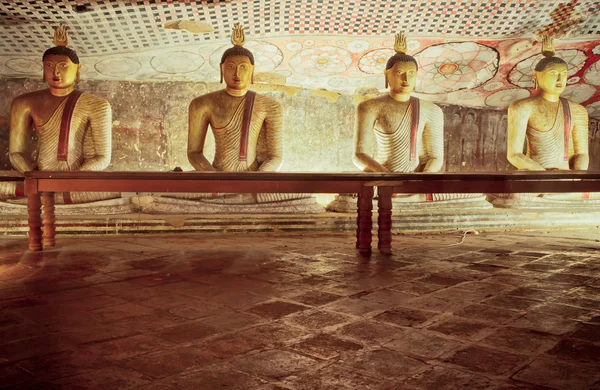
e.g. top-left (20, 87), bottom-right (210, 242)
top-left (3, 25), bottom-right (118, 204)
top-left (498, 34), bottom-right (597, 205)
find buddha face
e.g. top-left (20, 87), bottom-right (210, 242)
top-left (534, 63), bottom-right (568, 96)
top-left (43, 54), bottom-right (79, 89)
top-left (221, 55), bottom-right (254, 91)
top-left (385, 61), bottom-right (417, 94)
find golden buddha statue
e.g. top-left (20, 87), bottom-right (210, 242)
top-left (144, 24), bottom-right (321, 213)
top-left (329, 33), bottom-right (489, 212)
top-left (494, 35), bottom-right (600, 207)
top-left (0, 25), bottom-right (124, 212)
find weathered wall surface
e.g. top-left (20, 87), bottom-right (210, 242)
top-left (1, 78), bottom-right (598, 173)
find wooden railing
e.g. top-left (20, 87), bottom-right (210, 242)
top-left (23, 170), bottom-right (600, 255)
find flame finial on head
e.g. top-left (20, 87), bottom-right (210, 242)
top-left (394, 32), bottom-right (408, 55)
top-left (231, 23), bottom-right (245, 47)
top-left (53, 24), bottom-right (69, 47)
top-left (540, 34), bottom-right (555, 58)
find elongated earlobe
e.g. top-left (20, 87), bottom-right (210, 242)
top-left (42, 72), bottom-right (46, 83)
top-left (76, 70), bottom-right (80, 84)
top-left (251, 71), bottom-right (254, 85)
top-left (533, 77), bottom-right (539, 91)
top-left (384, 75), bottom-right (388, 89)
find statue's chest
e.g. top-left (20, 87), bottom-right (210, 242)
top-left (376, 105), bottom-right (412, 134)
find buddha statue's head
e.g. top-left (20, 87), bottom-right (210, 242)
top-left (220, 23), bottom-right (254, 92)
top-left (384, 32), bottom-right (418, 95)
top-left (533, 35), bottom-right (568, 97)
top-left (42, 25), bottom-right (80, 90)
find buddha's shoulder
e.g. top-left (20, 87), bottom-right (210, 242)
top-left (78, 91), bottom-right (110, 107)
top-left (564, 99), bottom-right (587, 117)
top-left (418, 99), bottom-right (443, 115)
top-left (254, 92), bottom-right (281, 105)
top-left (356, 95), bottom-right (389, 110)
top-left (253, 92), bottom-right (283, 113)
top-left (11, 89), bottom-right (47, 104)
top-left (508, 96), bottom-right (537, 110)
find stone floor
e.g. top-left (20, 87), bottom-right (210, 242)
top-left (0, 230), bottom-right (599, 390)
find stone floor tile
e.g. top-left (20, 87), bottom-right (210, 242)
top-left (481, 327), bottom-right (559, 355)
top-left (197, 333), bottom-right (265, 358)
top-left (512, 359), bottom-right (600, 390)
top-left (289, 333), bottom-right (363, 359)
top-left (507, 312), bottom-right (578, 335)
top-left (336, 320), bottom-right (402, 345)
top-left (155, 320), bottom-right (218, 344)
top-left (248, 300), bottom-right (310, 319)
top-left (201, 310), bottom-right (264, 332)
top-left (358, 289), bottom-right (415, 306)
top-left (120, 346), bottom-right (217, 379)
top-left (454, 303), bottom-right (524, 324)
top-left (52, 366), bottom-right (151, 389)
top-left (238, 322), bottom-right (310, 347)
top-left (83, 334), bottom-right (174, 361)
top-left (91, 302), bottom-right (155, 321)
top-left (288, 290), bottom-right (343, 306)
top-left (287, 363), bottom-right (385, 390)
top-left (166, 302), bottom-right (224, 320)
top-left (373, 307), bottom-right (438, 327)
top-left (545, 339), bottom-right (600, 365)
top-left (388, 280), bottom-right (444, 296)
top-left (231, 349), bottom-right (317, 379)
top-left (2, 232), bottom-right (600, 386)
top-left (16, 350), bottom-right (109, 381)
top-left (426, 316), bottom-right (494, 340)
top-left (0, 364), bottom-right (35, 388)
top-left (398, 365), bottom-right (494, 390)
top-left (285, 309), bottom-right (354, 330)
top-left (384, 328), bottom-right (465, 360)
top-left (483, 295), bottom-right (542, 311)
top-left (568, 322), bottom-right (600, 343)
top-left (444, 345), bottom-right (528, 376)
top-left (324, 297), bottom-right (389, 316)
top-left (342, 348), bottom-right (428, 379)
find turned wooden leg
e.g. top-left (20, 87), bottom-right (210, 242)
top-left (356, 186), bottom-right (374, 256)
top-left (42, 192), bottom-right (56, 247)
top-left (27, 192), bottom-right (43, 252)
top-left (377, 186), bottom-right (393, 255)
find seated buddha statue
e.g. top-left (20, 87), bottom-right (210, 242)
top-left (493, 35), bottom-right (600, 208)
top-left (0, 25), bottom-right (129, 215)
top-left (327, 33), bottom-right (490, 212)
top-left (143, 24), bottom-right (322, 214)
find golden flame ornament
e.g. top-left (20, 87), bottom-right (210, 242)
top-left (540, 34), bottom-right (555, 58)
top-left (53, 24), bottom-right (69, 47)
top-left (393, 32), bottom-right (408, 54)
top-left (231, 23), bottom-right (245, 47)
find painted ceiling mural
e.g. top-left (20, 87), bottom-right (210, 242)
top-left (0, 0), bottom-right (600, 118)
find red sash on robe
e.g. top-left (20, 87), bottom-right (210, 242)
top-left (239, 91), bottom-right (256, 162)
top-left (57, 90), bottom-right (83, 162)
top-left (560, 98), bottom-right (571, 162)
top-left (409, 96), bottom-right (420, 162)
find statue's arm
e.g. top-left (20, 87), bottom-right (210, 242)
top-left (570, 104), bottom-right (589, 170)
top-left (353, 101), bottom-right (389, 172)
top-left (79, 98), bottom-right (112, 171)
top-left (8, 96), bottom-right (36, 173)
top-left (258, 99), bottom-right (284, 172)
top-left (422, 104), bottom-right (444, 172)
top-left (507, 102), bottom-right (545, 170)
top-left (187, 98), bottom-right (216, 171)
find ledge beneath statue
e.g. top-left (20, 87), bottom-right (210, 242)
top-left (136, 195), bottom-right (325, 214)
top-left (1, 208), bottom-right (600, 237)
top-left (327, 194), bottom-right (493, 213)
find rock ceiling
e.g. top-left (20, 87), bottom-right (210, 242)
top-left (1, 0), bottom-right (600, 117)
